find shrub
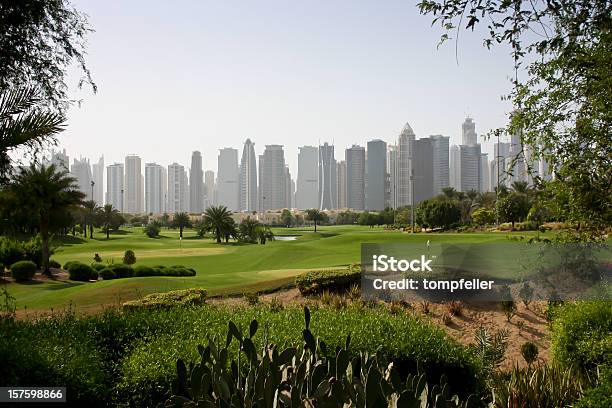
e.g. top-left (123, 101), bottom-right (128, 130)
top-left (122, 250), bottom-right (136, 265)
top-left (521, 341), bottom-right (539, 365)
top-left (499, 285), bottom-right (517, 322)
top-left (574, 365), bottom-right (612, 408)
top-left (10, 260), bottom-right (37, 282)
top-left (243, 292), bottom-right (259, 305)
top-left (144, 223), bottom-right (161, 238)
top-left (93, 253), bottom-right (102, 263)
top-left (62, 260), bottom-right (81, 270)
top-left (99, 268), bottom-right (116, 280)
top-left (48, 259), bottom-right (61, 269)
top-left (0, 237), bottom-right (24, 266)
top-left (519, 281), bottom-right (534, 308)
top-left (22, 236), bottom-right (44, 267)
top-left (122, 288), bottom-right (207, 311)
top-left (447, 300), bottom-right (463, 317)
top-left (67, 262), bottom-right (96, 282)
top-left (552, 301), bottom-right (612, 376)
top-left (90, 262), bottom-right (107, 272)
top-left (296, 266), bottom-right (360, 295)
top-left (109, 264), bottom-right (133, 279)
top-left (133, 265), bottom-right (158, 277)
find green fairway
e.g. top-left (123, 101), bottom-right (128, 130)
top-left (4, 226), bottom-right (547, 312)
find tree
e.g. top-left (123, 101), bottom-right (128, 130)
top-left (144, 221), bottom-right (161, 238)
top-left (82, 200), bottom-right (99, 239)
top-left (496, 192), bottom-right (531, 229)
top-left (10, 164), bottom-right (84, 274)
top-left (0, 0), bottom-right (95, 109)
top-left (0, 87), bottom-right (65, 183)
top-left (305, 209), bottom-right (324, 232)
top-left (471, 207), bottom-right (495, 227)
top-left (416, 198), bottom-right (461, 230)
top-left (441, 187), bottom-right (457, 199)
top-left (171, 212), bottom-right (192, 239)
top-left (510, 181), bottom-right (529, 195)
top-left (202, 206), bottom-right (234, 243)
top-left (256, 225), bottom-right (274, 245)
top-left (160, 213), bottom-right (170, 228)
top-left (122, 250), bottom-right (136, 265)
top-left (280, 209), bottom-right (294, 228)
top-left (99, 204), bottom-right (122, 239)
top-left (419, 0), bottom-right (612, 231)
top-left (238, 217), bottom-right (260, 243)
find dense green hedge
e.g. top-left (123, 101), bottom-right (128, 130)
top-left (295, 265), bottom-right (360, 295)
top-left (122, 288), bottom-right (206, 310)
top-left (10, 260), bottom-right (37, 282)
top-left (0, 304), bottom-right (481, 407)
top-left (67, 262), bottom-right (97, 281)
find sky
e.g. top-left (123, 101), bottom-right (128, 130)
top-left (60, 0), bottom-right (517, 176)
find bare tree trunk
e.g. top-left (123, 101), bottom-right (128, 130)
top-left (41, 216), bottom-right (50, 275)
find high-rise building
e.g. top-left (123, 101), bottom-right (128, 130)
top-left (508, 132), bottom-right (526, 183)
top-left (47, 149), bottom-right (69, 172)
top-left (462, 117), bottom-right (477, 145)
top-left (429, 135), bottom-right (450, 195)
top-left (106, 163), bottom-right (124, 211)
top-left (204, 170), bottom-right (215, 208)
top-left (91, 156), bottom-right (104, 205)
top-left (167, 163), bottom-right (188, 213)
top-left (491, 142), bottom-right (511, 190)
top-left (458, 144), bottom-right (482, 192)
top-left (346, 145), bottom-right (365, 210)
top-left (366, 139), bottom-right (387, 211)
top-left (413, 138), bottom-right (434, 203)
top-left (290, 179), bottom-right (296, 208)
top-left (397, 123), bottom-right (415, 207)
top-left (239, 139), bottom-right (258, 212)
top-left (480, 153), bottom-right (490, 192)
top-left (318, 143), bottom-right (337, 210)
top-left (283, 166), bottom-right (292, 209)
top-left (337, 160), bottom-right (347, 209)
top-left (449, 145), bottom-right (461, 191)
top-left (71, 157), bottom-right (92, 199)
top-left (217, 148), bottom-right (239, 211)
top-left (258, 145), bottom-right (287, 211)
top-left (189, 151), bottom-right (204, 213)
top-left (296, 146), bottom-right (318, 209)
top-left (124, 155), bottom-right (143, 213)
top-left (387, 145), bottom-right (398, 209)
top-left (145, 163), bottom-right (167, 214)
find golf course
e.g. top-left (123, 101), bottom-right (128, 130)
top-left (5, 225), bottom-right (550, 313)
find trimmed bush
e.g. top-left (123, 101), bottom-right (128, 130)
top-left (133, 265), bottom-right (158, 277)
top-left (99, 268), bottom-right (116, 280)
top-left (10, 260), bottom-right (37, 282)
top-left (91, 262), bottom-right (107, 272)
top-left (296, 265), bottom-right (360, 295)
top-left (0, 237), bottom-right (24, 266)
top-left (122, 250), bottom-right (136, 265)
top-left (67, 262), bottom-right (96, 282)
top-left (48, 259), bottom-right (61, 269)
top-left (122, 288), bottom-right (207, 311)
top-left (62, 260), bottom-right (81, 270)
top-left (109, 264), bottom-right (133, 279)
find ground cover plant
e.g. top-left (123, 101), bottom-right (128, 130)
top-left (296, 264), bottom-right (360, 295)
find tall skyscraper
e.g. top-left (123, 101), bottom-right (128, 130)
top-left (204, 170), bottom-right (215, 208)
top-left (318, 142), bottom-right (337, 210)
top-left (429, 135), bottom-right (450, 195)
top-left (413, 139), bottom-right (434, 203)
top-left (366, 139), bottom-right (387, 211)
top-left (337, 160), bottom-right (347, 209)
top-left (167, 163), bottom-right (188, 213)
top-left (397, 123), bottom-right (415, 207)
top-left (239, 139), bottom-right (258, 212)
top-left (462, 117), bottom-right (477, 145)
top-left (346, 145), bottom-right (365, 210)
top-left (91, 156), bottom-right (104, 205)
top-left (480, 153), bottom-right (490, 192)
top-left (106, 163), bottom-right (124, 211)
top-left (491, 141), bottom-right (511, 190)
top-left (509, 132), bottom-right (526, 183)
top-left (258, 145), bottom-right (287, 211)
top-left (217, 148), bottom-right (239, 211)
top-left (124, 155), bottom-right (143, 213)
top-left (296, 146), bottom-right (319, 209)
top-left (145, 163), bottom-right (167, 214)
top-left (283, 166), bottom-right (292, 209)
top-left (459, 144), bottom-right (482, 192)
top-left (70, 157), bottom-right (92, 199)
top-left (449, 145), bottom-right (461, 191)
top-left (189, 151), bottom-right (204, 213)
top-left (47, 149), bottom-right (69, 172)
top-left (387, 145), bottom-right (398, 209)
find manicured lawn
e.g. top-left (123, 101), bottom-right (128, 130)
top-left (4, 226), bottom-right (546, 312)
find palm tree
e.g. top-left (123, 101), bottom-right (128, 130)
top-left (0, 87), bottom-right (65, 183)
top-left (10, 164), bottom-right (85, 274)
top-left (202, 205), bottom-right (234, 243)
top-left (305, 208), bottom-right (324, 232)
top-left (238, 216), bottom-right (261, 243)
top-left (511, 181), bottom-right (530, 194)
top-left (82, 200), bottom-right (99, 239)
top-left (172, 212), bottom-right (192, 239)
top-left (441, 187), bottom-right (457, 199)
top-left (100, 204), bottom-right (120, 239)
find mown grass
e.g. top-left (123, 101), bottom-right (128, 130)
top-left (4, 225), bottom-right (548, 312)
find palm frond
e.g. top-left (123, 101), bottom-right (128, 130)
top-left (0, 87), bottom-right (42, 119)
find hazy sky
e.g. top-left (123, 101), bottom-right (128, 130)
top-left (60, 0), bottom-right (516, 176)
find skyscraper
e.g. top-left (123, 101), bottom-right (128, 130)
top-left (337, 160), bottom-right (347, 209)
top-left (204, 170), bottom-right (215, 208)
top-left (366, 139), bottom-right (387, 211)
top-left (47, 149), bottom-right (69, 172)
top-left (91, 155), bottom-right (104, 205)
top-left (283, 166), bottom-right (292, 209)
top-left (318, 142), bottom-right (337, 210)
top-left (397, 123), bottom-right (415, 207)
top-left (413, 139), bottom-right (434, 203)
top-left (167, 163), bottom-right (188, 213)
top-left (429, 135), bottom-right (450, 195)
top-left (189, 151), bottom-right (204, 213)
top-left (387, 145), bottom-right (398, 209)
top-left (217, 148), bottom-right (239, 211)
top-left (449, 145), bottom-right (461, 191)
top-left (480, 153), bottom-right (489, 192)
top-left (462, 117), bottom-right (477, 145)
top-left (258, 145), bottom-right (287, 211)
top-left (346, 145), bottom-right (365, 210)
top-left (106, 163), bottom-right (124, 211)
top-left (71, 157), bottom-right (92, 199)
top-left (296, 146), bottom-right (319, 209)
top-left (145, 163), bottom-right (167, 214)
top-left (459, 144), bottom-right (482, 192)
top-left (239, 139), bottom-right (258, 212)
top-left (492, 141), bottom-right (511, 190)
top-left (124, 155), bottom-right (143, 213)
